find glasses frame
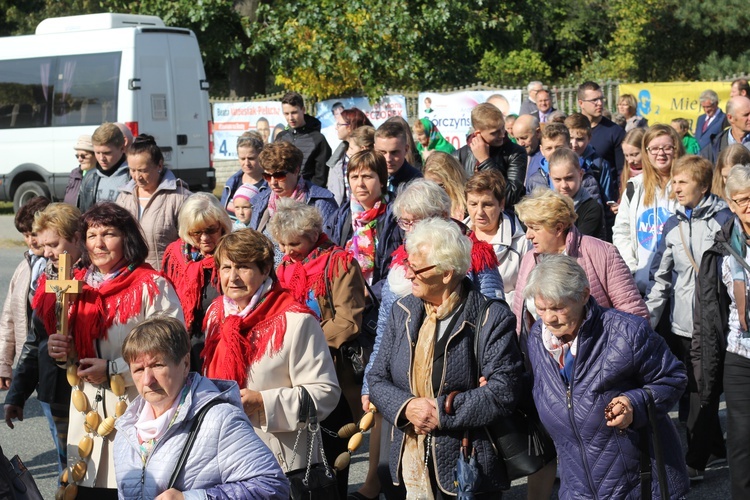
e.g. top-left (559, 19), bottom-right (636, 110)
top-left (580, 96), bottom-right (605, 104)
top-left (397, 218), bottom-right (420, 231)
top-left (646, 145), bottom-right (675, 155)
top-left (731, 196), bottom-right (750, 209)
top-left (262, 171), bottom-right (289, 181)
top-left (406, 263), bottom-right (438, 278)
top-left (188, 225), bottom-right (221, 239)
top-left (335, 122), bottom-right (350, 129)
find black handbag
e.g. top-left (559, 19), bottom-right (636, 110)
top-left (324, 251), bottom-right (379, 384)
top-left (474, 299), bottom-right (556, 480)
top-left (0, 446), bottom-right (43, 500)
top-left (286, 387), bottom-right (340, 500)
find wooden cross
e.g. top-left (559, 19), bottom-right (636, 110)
top-left (45, 252), bottom-right (82, 337)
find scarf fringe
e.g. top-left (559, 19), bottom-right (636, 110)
top-left (161, 240), bottom-right (217, 331)
top-left (469, 233), bottom-right (499, 272)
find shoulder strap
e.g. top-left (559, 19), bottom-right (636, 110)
top-left (677, 221), bottom-right (700, 273)
top-left (640, 388), bottom-right (669, 499)
top-left (473, 298), bottom-right (506, 376)
top-left (720, 241), bottom-right (750, 274)
top-left (168, 399), bottom-right (224, 489)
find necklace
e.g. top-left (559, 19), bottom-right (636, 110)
top-left (57, 363), bottom-right (128, 499)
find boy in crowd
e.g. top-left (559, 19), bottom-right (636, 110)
top-left (0, 196), bottom-right (50, 388)
top-left (275, 91), bottom-right (332, 188)
top-left (453, 103), bottom-right (527, 207)
top-left (374, 121), bottom-right (422, 194)
top-left (548, 149), bottom-right (606, 239)
top-left (77, 122), bottom-right (130, 212)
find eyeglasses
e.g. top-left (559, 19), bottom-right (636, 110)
top-left (262, 171), bottom-right (289, 181)
top-left (581, 97), bottom-right (604, 104)
top-left (397, 218), bottom-right (420, 231)
top-left (646, 145), bottom-right (675, 155)
top-left (335, 122), bottom-right (350, 129)
top-left (75, 153), bottom-right (90, 159)
top-left (731, 196), bottom-right (750, 209)
top-left (406, 263), bottom-right (437, 277)
top-left (188, 226), bottom-right (221, 238)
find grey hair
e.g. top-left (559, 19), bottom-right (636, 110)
top-left (527, 81), bottom-right (544, 91)
top-left (725, 164), bottom-right (750, 200)
top-left (699, 90), bottom-right (719, 105)
top-left (267, 197), bottom-right (322, 243)
top-left (405, 218), bottom-right (471, 277)
top-left (177, 192), bottom-right (232, 247)
top-left (392, 178), bottom-right (451, 219)
top-left (524, 254), bottom-right (590, 304)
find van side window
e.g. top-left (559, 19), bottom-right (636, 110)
top-left (0, 52), bottom-right (120, 129)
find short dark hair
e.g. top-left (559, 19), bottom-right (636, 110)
top-left (214, 228), bottom-right (276, 277)
top-left (577, 81), bottom-right (601, 101)
top-left (374, 121), bottom-right (406, 143)
top-left (281, 91), bottom-right (305, 109)
top-left (733, 78), bottom-right (750, 96)
top-left (541, 122), bottom-right (570, 143)
top-left (81, 202), bottom-right (148, 268)
top-left (564, 113), bottom-right (592, 134)
top-left (348, 150), bottom-right (388, 190)
top-left (127, 134), bottom-right (163, 166)
top-left (15, 196), bottom-right (51, 233)
top-left (259, 141), bottom-right (304, 174)
top-left (465, 169), bottom-right (506, 205)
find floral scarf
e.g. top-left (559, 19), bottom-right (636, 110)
top-left (267, 176), bottom-right (307, 217)
top-left (402, 283), bottom-right (464, 499)
top-left (346, 198), bottom-right (386, 283)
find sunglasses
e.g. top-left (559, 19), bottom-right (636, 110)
top-left (75, 153), bottom-right (91, 159)
top-left (262, 171), bottom-right (289, 181)
top-left (188, 226), bottom-right (221, 238)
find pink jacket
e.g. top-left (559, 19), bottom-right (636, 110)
top-left (513, 225), bottom-right (648, 333)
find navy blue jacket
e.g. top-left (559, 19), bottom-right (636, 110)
top-left (368, 281), bottom-right (523, 495)
top-left (388, 161), bottom-right (422, 195)
top-left (527, 299), bottom-right (689, 499)
top-left (695, 109), bottom-right (726, 150)
top-left (324, 201), bottom-right (403, 299)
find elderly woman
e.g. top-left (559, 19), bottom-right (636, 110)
top-left (465, 169), bottom-right (530, 304)
top-left (617, 93), bottom-right (648, 131)
top-left (514, 189), bottom-right (648, 334)
top-left (162, 193), bottom-right (232, 372)
top-left (423, 152), bottom-right (468, 221)
top-left (220, 131), bottom-right (266, 219)
top-left (4, 202), bottom-right (79, 472)
top-left (326, 150), bottom-right (403, 294)
top-left (613, 124), bottom-right (685, 294)
top-left (202, 229), bottom-right (340, 476)
top-left (65, 135), bottom-right (98, 205)
top-left (523, 255), bottom-right (689, 499)
top-left (45, 202), bottom-right (183, 499)
top-left (250, 141), bottom-right (338, 265)
top-left (414, 118), bottom-right (456, 161)
top-left (368, 218), bottom-right (523, 498)
top-left (270, 197), bottom-right (365, 497)
top-left (114, 316), bottom-right (289, 499)
top-left (116, 134), bottom-right (191, 270)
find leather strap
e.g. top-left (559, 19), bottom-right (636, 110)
top-left (677, 221), bottom-right (699, 273)
top-left (168, 399), bottom-right (224, 489)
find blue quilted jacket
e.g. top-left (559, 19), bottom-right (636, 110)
top-left (114, 374), bottom-right (289, 499)
top-left (527, 299), bottom-right (690, 499)
top-left (368, 281), bottom-right (523, 495)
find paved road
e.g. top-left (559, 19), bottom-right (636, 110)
top-left (0, 215), bottom-right (733, 498)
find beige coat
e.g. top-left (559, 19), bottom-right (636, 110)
top-left (0, 254), bottom-right (38, 378)
top-left (116, 169), bottom-right (191, 270)
top-left (66, 275), bottom-right (183, 489)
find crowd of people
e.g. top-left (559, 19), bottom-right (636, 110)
top-left (0, 78), bottom-right (749, 499)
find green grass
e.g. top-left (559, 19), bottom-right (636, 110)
top-left (0, 202), bottom-right (12, 215)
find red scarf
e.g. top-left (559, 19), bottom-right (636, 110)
top-left (389, 230), bottom-right (498, 273)
top-left (161, 239), bottom-right (219, 331)
top-left (276, 234), bottom-right (350, 307)
top-left (35, 265), bottom-right (160, 359)
top-left (201, 284), bottom-right (310, 386)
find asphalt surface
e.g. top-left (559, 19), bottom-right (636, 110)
top-left (0, 214), bottom-right (733, 498)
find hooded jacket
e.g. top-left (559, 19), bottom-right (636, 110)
top-left (77, 156), bottom-right (130, 212)
top-left (646, 194), bottom-right (731, 337)
top-left (114, 373), bottom-right (289, 499)
top-left (527, 299), bottom-right (689, 499)
top-left (275, 115), bottom-right (332, 188)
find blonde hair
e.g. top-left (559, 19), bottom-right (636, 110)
top-left (515, 188), bottom-right (577, 231)
top-left (422, 152), bottom-right (468, 219)
top-left (177, 193), bottom-right (232, 248)
top-left (641, 124), bottom-right (684, 206)
top-left (672, 155), bottom-right (713, 191)
top-left (471, 103), bottom-right (504, 130)
top-left (32, 203), bottom-right (82, 242)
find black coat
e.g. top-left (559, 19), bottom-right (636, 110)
top-left (453, 141), bottom-right (527, 207)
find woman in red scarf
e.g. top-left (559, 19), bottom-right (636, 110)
top-left (202, 229), bottom-right (340, 478)
top-left (270, 197), bottom-right (367, 498)
top-left (161, 193), bottom-right (232, 372)
top-left (47, 202), bottom-right (183, 499)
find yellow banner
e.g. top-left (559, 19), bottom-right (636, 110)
top-left (619, 82), bottom-right (731, 131)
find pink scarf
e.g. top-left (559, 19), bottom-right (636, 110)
top-left (267, 176), bottom-right (307, 217)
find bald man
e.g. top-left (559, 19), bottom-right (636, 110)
top-left (702, 96), bottom-right (750, 163)
top-left (512, 114), bottom-right (543, 183)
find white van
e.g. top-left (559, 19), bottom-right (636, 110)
top-left (0, 13), bottom-right (215, 210)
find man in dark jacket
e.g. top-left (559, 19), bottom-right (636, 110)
top-left (578, 81), bottom-right (625, 176)
top-left (701, 95), bottom-right (750, 164)
top-left (374, 121), bottom-right (422, 194)
top-left (77, 123), bottom-right (130, 212)
top-left (453, 103), bottom-right (527, 207)
top-left (275, 91), bottom-right (332, 188)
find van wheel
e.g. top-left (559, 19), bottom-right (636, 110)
top-left (13, 181), bottom-right (50, 212)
